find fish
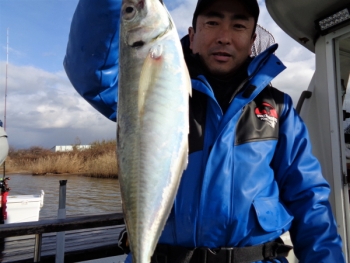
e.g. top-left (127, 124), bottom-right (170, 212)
top-left (117, 0), bottom-right (191, 263)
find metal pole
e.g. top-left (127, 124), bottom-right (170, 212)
top-left (4, 28), bottom-right (8, 131)
top-left (55, 180), bottom-right (67, 263)
top-left (34, 233), bottom-right (42, 262)
top-left (2, 161), bottom-right (4, 181)
top-left (0, 162), bottom-right (4, 225)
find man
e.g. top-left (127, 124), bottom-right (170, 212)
top-left (64, 0), bottom-right (345, 262)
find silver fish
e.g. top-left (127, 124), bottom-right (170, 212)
top-left (117, 0), bottom-right (191, 262)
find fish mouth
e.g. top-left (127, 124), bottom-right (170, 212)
top-left (125, 26), bottom-right (146, 48)
top-left (126, 20), bottom-right (171, 48)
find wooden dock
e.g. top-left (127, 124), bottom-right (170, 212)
top-left (0, 213), bottom-right (126, 263)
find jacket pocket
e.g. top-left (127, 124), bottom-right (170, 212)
top-left (253, 198), bottom-right (293, 232)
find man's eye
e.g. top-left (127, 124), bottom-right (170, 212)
top-left (234, 24), bottom-right (246, 29)
top-left (206, 21), bottom-right (218, 26)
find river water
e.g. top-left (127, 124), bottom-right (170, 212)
top-left (6, 174), bottom-right (123, 219)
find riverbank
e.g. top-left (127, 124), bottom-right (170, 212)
top-left (3, 140), bottom-right (118, 178)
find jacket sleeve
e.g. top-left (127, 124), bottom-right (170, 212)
top-left (64, 0), bottom-right (121, 121)
top-left (271, 94), bottom-right (345, 262)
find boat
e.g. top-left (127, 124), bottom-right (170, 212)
top-left (266, 0), bottom-right (350, 261)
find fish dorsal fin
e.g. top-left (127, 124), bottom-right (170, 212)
top-left (138, 44), bottom-right (164, 115)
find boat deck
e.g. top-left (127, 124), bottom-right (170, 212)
top-left (0, 225), bottom-right (126, 263)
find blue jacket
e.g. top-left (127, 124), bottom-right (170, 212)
top-left (64, 1), bottom-right (344, 262)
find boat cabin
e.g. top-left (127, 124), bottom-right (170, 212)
top-left (266, 0), bottom-right (350, 261)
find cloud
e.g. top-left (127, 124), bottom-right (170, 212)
top-left (273, 57), bottom-right (315, 105)
top-left (168, 0), bottom-right (196, 37)
top-left (0, 62), bottom-right (116, 149)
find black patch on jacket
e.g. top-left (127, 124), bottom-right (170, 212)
top-left (182, 35), bottom-right (208, 154)
top-left (189, 89), bottom-right (207, 154)
top-left (235, 86), bottom-right (284, 145)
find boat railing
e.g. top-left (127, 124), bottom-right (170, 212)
top-left (0, 212), bottom-right (125, 262)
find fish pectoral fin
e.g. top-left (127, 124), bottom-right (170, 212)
top-left (185, 66), bottom-right (192, 98)
top-left (138, 44), bottom-right (164, 115)
top-left (180, 145), bottom-right (189, 172)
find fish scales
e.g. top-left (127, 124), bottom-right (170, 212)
top-left (117, 0), bottom-right (191, 263)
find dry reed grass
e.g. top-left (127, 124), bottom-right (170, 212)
top-left (5, 140), bottom-right (118, 178)
top-left (84, 151), bottom-right (118, 178)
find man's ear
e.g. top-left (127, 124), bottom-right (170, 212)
top-left (249, 33), bottom-right (257, 55)
top-left (188, 27), bottom-right (195, 51)
top-left (252, 33), bottom-right (257, 42)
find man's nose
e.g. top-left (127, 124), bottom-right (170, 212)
top-left (216, 27), bottom-right (231, 45)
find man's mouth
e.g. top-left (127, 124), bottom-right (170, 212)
top-left (212, 52), bottom-right (232, 62)
top-left (213, 52), bottom-right (231, 57)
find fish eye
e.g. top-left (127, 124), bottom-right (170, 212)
top-left (126, 7), bottom-right (134, 13)
top-left (123, 5), bottom-right (137, 20)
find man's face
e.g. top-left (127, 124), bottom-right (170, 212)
top-left (189, 0), bottom-right (256, 77)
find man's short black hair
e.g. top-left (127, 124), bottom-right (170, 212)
top-left (192, 0), bottom-right (259, 35)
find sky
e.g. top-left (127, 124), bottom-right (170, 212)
top-left (0, 0), bottom-right (315, 149)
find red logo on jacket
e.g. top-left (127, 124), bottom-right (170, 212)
top-left (254, 102), bottom-right (278, 128)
